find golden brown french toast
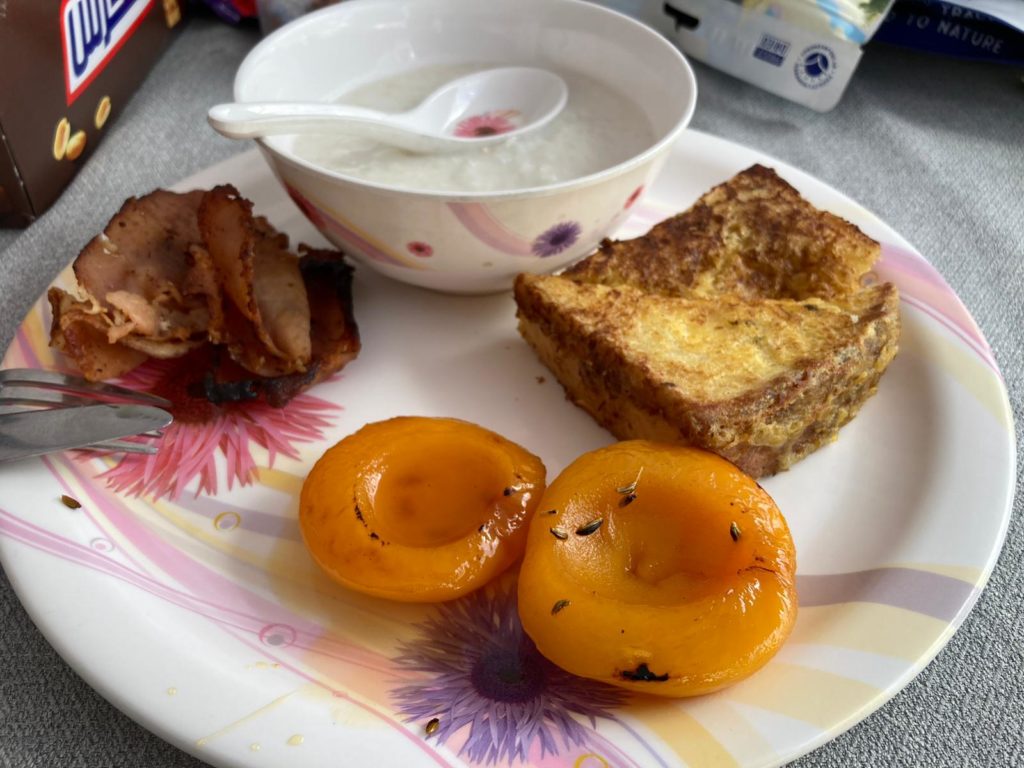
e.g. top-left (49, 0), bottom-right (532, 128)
top-left (515, 165), bottom-right (901, 476)
top-left (564, 164), bottom-right (880, 303)
top-left (515, 274), bottom-right (899, 477)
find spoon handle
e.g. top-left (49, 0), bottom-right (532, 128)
top-left (208, 102), bottom-right (393, 139)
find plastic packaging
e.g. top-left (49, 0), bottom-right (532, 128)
top-left (873, 0), bottom-right (1024, 64)
top-left (255, 0), bottom-right (343, 34)
top-left (624, 0), bottom-right (898, 111)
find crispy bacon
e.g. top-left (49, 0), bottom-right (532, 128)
top-left (47, 187), bottom-right (360, 406)
top-left (197, 185), bottom-right (312, 376)
top-left (73, 190), bottom-right (210, 345)
top-left (185, 248), bottom-right (360, 407)
top-left (48, 287), bottom-right (149, 380)
top-left (300, 246), bottom-right (361, 384)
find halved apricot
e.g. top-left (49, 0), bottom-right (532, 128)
top-left (300, 416), bottom-right (545, 602)
top-left (517, 440), bottom-right (797, 697)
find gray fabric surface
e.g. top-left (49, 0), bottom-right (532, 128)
top-left (0, 15), bottom-right (1021, 768)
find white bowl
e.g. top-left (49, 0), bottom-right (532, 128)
top-left (235, 0), bottom-right (697, 294)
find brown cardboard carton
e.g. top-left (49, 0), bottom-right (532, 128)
top-left (0, 0), bottom-right (186, 227)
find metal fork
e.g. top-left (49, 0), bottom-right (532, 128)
top-left (0, 368), bottom-right (173, 459)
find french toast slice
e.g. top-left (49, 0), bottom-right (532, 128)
top-left (515, 273), bottom-right (900, 477)
top-left (564, 164), bottom-right (880, 302)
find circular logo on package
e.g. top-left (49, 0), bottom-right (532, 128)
top-left (794, 45), bottom-right (836, 89)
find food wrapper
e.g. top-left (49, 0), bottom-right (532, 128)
top-left (253, 0), bottom-right (345, 34)
top-left (603, 0), bottom-right (1022, 111)
top-left (607, 0), bottom-right (898, 111)
top-left (873, 0), bottom-right (1024, 64)
top-left (197, 0), bottom-right (258, 24)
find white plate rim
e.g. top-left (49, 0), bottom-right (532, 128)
top-left (0, 128), bottom-right (1015, 768)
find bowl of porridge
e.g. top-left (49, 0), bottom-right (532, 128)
top-left (234, 0), bottom-right (697, 294)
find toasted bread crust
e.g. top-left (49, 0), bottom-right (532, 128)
top-left (515, 166), bottom-right (901, 475)
top-left (564, 164), bottom-right (881, 303)
top-left (515, 274), bottom-right (900, 476)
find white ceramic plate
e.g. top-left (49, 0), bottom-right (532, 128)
top-left (1, 131), bottom-right (1015, 768)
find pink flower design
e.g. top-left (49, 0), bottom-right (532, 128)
top-left (454, 110), bottom-right (519, 138)
top-left (624, 185), bottom-right (644, 210)
top-left (97, 355), bottom-right (339, 501)
top-left (406, 241), bottom-right (434, 258)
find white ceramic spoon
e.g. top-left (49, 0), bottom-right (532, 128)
top-left (207, 67), bottom-right (568, 154)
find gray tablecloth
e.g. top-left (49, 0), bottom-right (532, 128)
top-left (0, 15), bottom-right (1021, 768)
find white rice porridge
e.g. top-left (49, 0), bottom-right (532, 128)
top-left (291, 65), bottom-right (655, 193)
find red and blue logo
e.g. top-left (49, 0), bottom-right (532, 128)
top-left (61, 0), bottom-right (155, 105)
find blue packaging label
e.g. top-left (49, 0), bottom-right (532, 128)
top-left (873, 0), bottom-right (1024, 64)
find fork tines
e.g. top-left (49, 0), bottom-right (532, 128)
top-left (0, 368), bottom-right (171, 408)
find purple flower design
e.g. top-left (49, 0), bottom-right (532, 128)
top-left (390, 581), bottom-right (628, 764)
top-left (531, 221), bottom-right (582, 258)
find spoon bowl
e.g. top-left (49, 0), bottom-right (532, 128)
top-left (208, 67), bottom-right (568, 154)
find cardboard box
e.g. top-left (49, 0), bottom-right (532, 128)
top-left (0, 0), bottom-right (186, 227)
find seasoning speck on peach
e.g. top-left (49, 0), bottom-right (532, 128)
top-left (300, 416), bottom-right (545, 602)
top-left (517, 440), bottom-right (797, 697)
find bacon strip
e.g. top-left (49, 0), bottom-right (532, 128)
top-left (197, 185), bottom-right (312, 375)
top-left (48, 288), bottom-right (149, 381)
top-left (190, 250), bottom-right (360, 407)
top-left (47, 187), bottom-right (360, 406)
top-left (73, 190), bottom-right (210, 345)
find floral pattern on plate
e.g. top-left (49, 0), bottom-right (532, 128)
top-left (0, 135), bottom-right (1014, 768)
top-left (98, 353), bottom-right (339, 501)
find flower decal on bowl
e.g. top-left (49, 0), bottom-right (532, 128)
top-left (406, 241), bottom-right (434, 258)
top-left (532, 221), bottom-right (582, 258)
top-left (391, 581), bottom-right (628, 764)
top-left (454, 110), bottom-right (519, 138)
top-left (625, 185), bottom-right (644, 210)
top-left (97, 353), bottom-right (338, 501)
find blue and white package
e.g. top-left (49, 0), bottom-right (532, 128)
top-left (622, 0), bottom-right (898, 111)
